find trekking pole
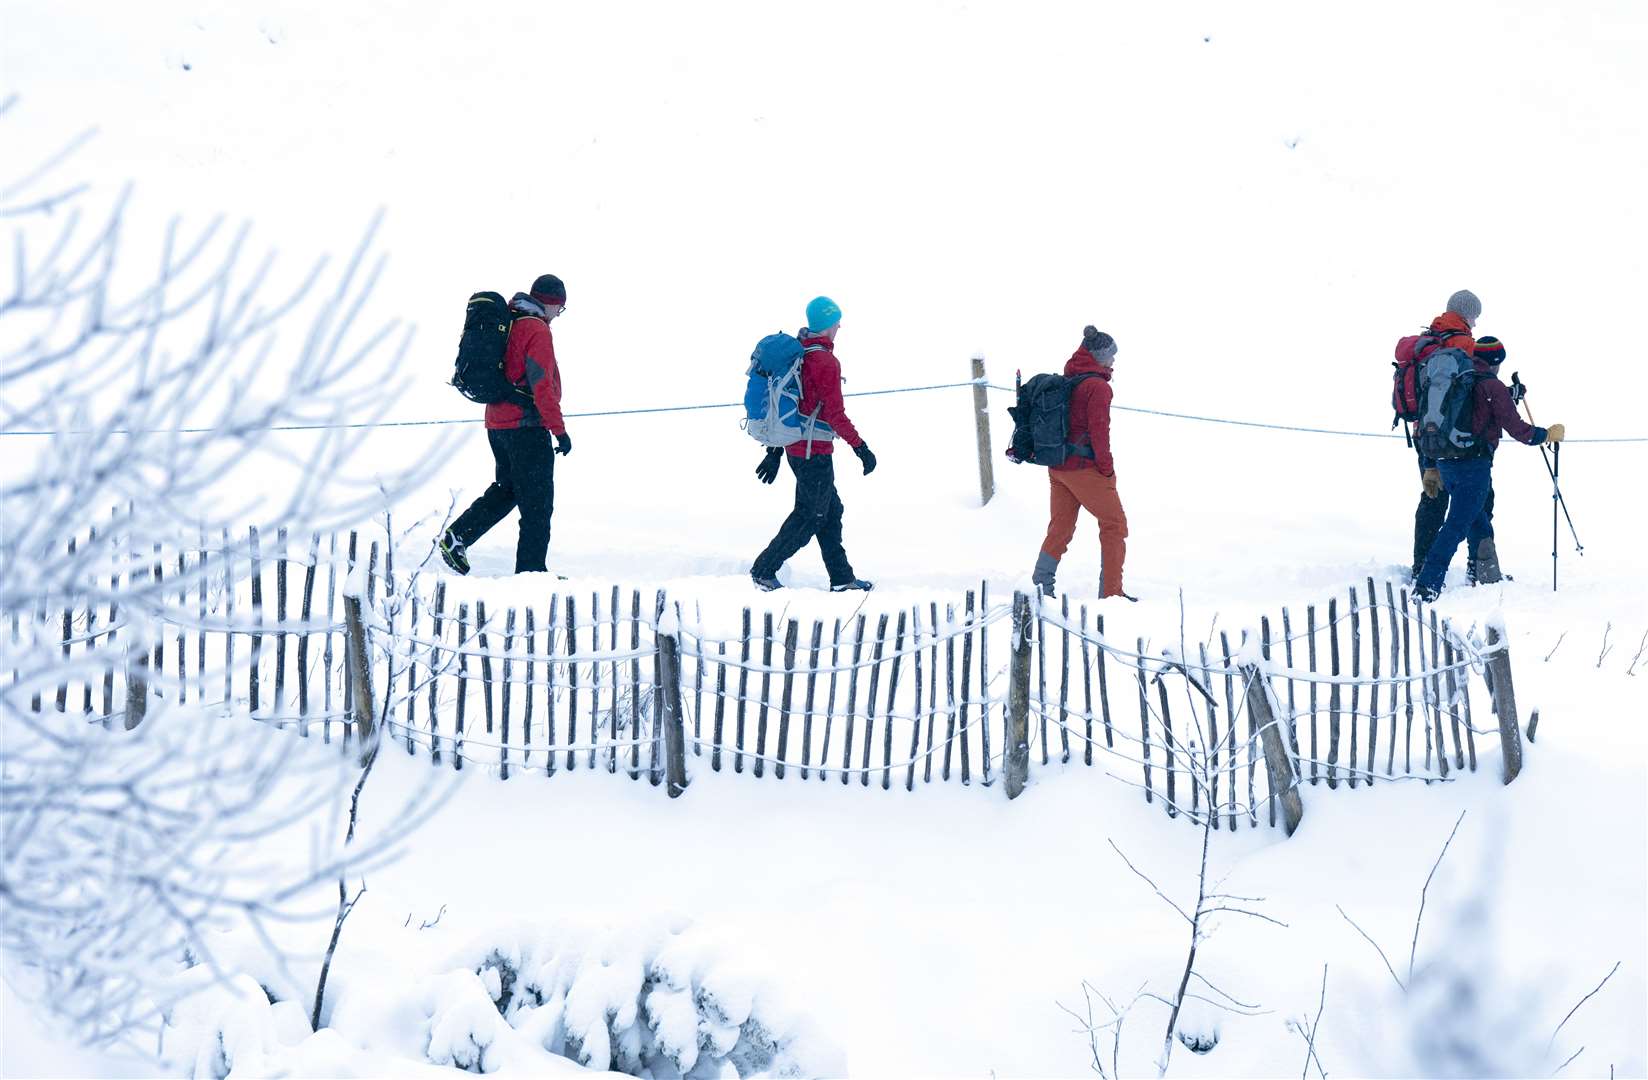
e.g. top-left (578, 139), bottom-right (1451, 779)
top-left (1551, 442), bottom-right (1560, 592)
top-left (1510, 373), bottom-right (1583, 592)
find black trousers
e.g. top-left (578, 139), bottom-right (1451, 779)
top-left (752, 453), bottom-right (856, 585)
top-left (1413, 451), bottom-right (1449, 574)
top-left (449, 428), bottom-right (555, 574)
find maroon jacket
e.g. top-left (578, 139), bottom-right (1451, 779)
top-left (1470, 361), bottom-right (1545, 454)
top-left (484, 298), bottom-right (565, 434)
top-left (786, 332), bottom-right (863, 457)
top-left (1051, 349), bottom-right (1115, 475)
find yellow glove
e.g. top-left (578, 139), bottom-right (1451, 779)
top-left (1422, 467), bottom-right (1443, 499)
top-left (1544, 423), bottom-right (1565, 445)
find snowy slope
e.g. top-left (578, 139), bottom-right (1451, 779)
top-left (4, 0), bottom-right (1646, 1075)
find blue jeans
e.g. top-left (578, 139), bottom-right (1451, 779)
top-left (1416, 457), bottom-right (1494, 593)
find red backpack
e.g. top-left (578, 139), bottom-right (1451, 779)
top-left (1391, 328), bottom-right (1453, 427)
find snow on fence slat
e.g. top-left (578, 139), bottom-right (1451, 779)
top-left (9, 523), bottom-right (1531, 832)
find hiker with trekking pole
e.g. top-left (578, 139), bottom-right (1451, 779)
top-left (1411, 335), bottom-right (1565, 602)
top-left (1510, 370), bottom-right (1584, 591)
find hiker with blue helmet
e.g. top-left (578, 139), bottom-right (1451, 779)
top-left (750, 296), bottom-right (876, 592)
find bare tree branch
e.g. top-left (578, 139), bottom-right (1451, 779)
top-left (1410, 810), bottom-right (1466, 982)
top-left (1107, 838), bottom-right (1194, 927)
top-left (1337, 904), bottom-right (1405, 992)
top-left (1296, 963), bottom-right (1328, 1080)
top-left (1547, 961), bottom-right (1621, 1057)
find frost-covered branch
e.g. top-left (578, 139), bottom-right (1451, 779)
top-left (1, 116), bottom-right (450, 1051)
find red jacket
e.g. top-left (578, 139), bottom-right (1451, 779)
top-left (786, 333), bottom-right (863, 457)
top-left (1051, 349), bottom-right (1115, 475)
top-left (484, 301), bottom-right (565, 433)
top-left (1470, 361), bottom-right (1544, 454)
top-left (1427, 311), bottom-right (1475, 354)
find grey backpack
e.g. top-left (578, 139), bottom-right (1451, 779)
top-left (1414, 347), bottom-right (1482, 461)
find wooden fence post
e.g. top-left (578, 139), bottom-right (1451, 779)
top-left (1241, 661), bottom-right (1303, 837)
top-left (658, 621), bottom-right (688, 798)
top-left (123, 547), bottom-right (148, 730)
top-left (1485, 624), bottom-right (1523, 784)
top-left (1005, 591), bottom-right (1032, 799)
top-left (123, 637), bottom-right (149, 730)
top-left (971, 356), bottom-right (995, 506)
top-left (343, 590), bottom-right (377, 766)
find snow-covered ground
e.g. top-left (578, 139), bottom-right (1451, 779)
top-left (4, 0), bottom-right (1646, 1075)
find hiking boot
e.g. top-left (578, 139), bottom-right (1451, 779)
top-left (1106, 591), bottom-right (1140, 603)
top-left (751, 572), bottom-right (782, 592)
top-left (1413, 583), bottom-right (1440, 603)
top-left (436, 529), bottom-right (470, 575)
top-left (1031, 552), bottom-right (1058, 598)
top-left (831, 579), bottom-right (874, 592)
top-left (1470, 538), bottom-right (1504, 585)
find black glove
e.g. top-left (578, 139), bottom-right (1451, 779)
top-left (1508, 372), bottom-right (1527, 406)
top-left (555, 432), bottom-right (572, 456)
top-left (755, 447), bottom-right (783, 484)
top-left (854, 443), bottom-right (877, 475)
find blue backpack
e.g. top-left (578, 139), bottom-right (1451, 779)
top-left (742, 332), bottom-right (834, 450)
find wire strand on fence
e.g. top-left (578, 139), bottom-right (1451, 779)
top-left (10, 376), bottom-right (1642, 442)
top-left (983, 383), bottom-right (1645, 444)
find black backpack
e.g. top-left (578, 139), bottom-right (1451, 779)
top-left (1414, 347), bottom-right (1483, 461)
top-left (1006, 373), bottom-right (1098, 466)
top-left (451, 291), bottom-right (530, 404)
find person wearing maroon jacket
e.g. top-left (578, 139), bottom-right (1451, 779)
top-left (1413, 336), bottom-right (1566, 600)
top-left (438, 274), bottom-right (572, 576)
top-left (750, 296), bottom-right (876, 592)
top-left (1031, 326), bottom-right (1133, 600)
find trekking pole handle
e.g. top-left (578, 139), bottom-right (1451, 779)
top-left (1510, 372), bottom-right (1539, 425)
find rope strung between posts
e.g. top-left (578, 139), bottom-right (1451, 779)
top-left (975, 384), bottom-right (1648, 445)
top-left (7, 376), bottom-right (1640, 442)
top-left (0, 381), bottom-right (982, 436)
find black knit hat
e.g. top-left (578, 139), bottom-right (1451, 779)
top-left (1081, 325), bottom-right (1117, 361)
top-left (530, 274), bottom-right (566, 305)
top-left (1474, 336), bottom-right (1506, 365)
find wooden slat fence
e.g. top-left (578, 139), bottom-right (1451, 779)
top-left (8, 529), bottom-right (1529, 831)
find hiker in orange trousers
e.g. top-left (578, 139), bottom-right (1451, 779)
top-left (1031, 327), bottom-right (1135, 601)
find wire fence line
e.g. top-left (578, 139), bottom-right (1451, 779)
top-left (10, 522), bottom-right (1537, 832)
top-left (4, 372), bottom-right (1639, 443)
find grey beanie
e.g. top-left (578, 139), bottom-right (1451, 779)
top-left (1082, 325), bottom-right (1117, 362)
top-left (1446, 289), bottom-right (1481, 323)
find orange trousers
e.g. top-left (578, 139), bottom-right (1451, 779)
top-left (1041, 468), bottom-right (1129, 596)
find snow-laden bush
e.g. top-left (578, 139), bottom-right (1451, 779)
top-left (436, 918), bottom-right (840, 1078)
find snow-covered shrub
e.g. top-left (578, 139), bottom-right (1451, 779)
top-left (424, 969), bottom-right (510, 1073)
top-left (426, 918), bottom-right (840, 1077)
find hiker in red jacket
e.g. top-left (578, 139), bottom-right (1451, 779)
top-left (1408, 290), bottom-right (1480, 578)
top-left (750, 295), bottom-right (876, 592)
top-left (1031, 327), bottom-right (1133, 600)
top-left (438, 274), bottom-right (572, 575)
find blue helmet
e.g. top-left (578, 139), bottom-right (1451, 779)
top-left (805, 295), bottom-right (842, 333)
